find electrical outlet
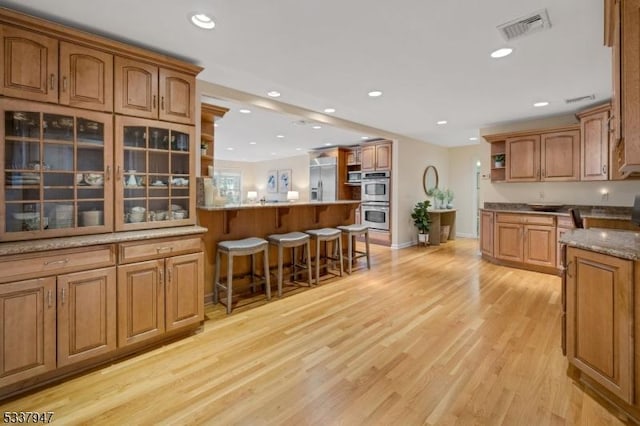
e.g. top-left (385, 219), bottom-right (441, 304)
top-left (602, 192), bottom-right (609, 201)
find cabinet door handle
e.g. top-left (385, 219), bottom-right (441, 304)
top-left (47, 290), bottom-right (53, 308)
top-left (116, 165), bottom-right (122, 181)
top-left (161, 96), bottom-right (165, 111)
top-left (167, 269), bottom-right (172, 285)
top-left (153, 95), bottom-right (157, 109)
top-left (62, 76), bottom-right (68, 92)
top-left (566, 261), bottom-right (573, 278)
top-left (106, 165), bottom-right (111, 181)
top-left (159, 269), bottom-right (163, 285)
top-left (607, 115), bottom-right (614, 132)
top-left (60, 288), bottom-right (66, 305)
top-left (50, 74), bottom-right (55, 90)
top-left (602, 164), bottom-right (608, 175)
top-left (44, 258), bottom-right (69, 266)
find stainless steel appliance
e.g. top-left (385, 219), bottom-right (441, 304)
top-left (361, 203), bottom-right (390, 230)
top-left (309, 156), bottom-right (337, 201)
top-left (347, 170), bottom-right (362, 183)
top-left (362, 170), bottom-right (390, 203)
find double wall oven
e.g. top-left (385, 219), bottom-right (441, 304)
top-left (361, 170), bottom-right (390, 230)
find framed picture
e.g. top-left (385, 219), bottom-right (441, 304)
top-left (278, 169), bottom-right (292, 193)
top-left (266, 170), bottom-right (277, 193)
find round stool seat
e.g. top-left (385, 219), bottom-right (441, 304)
top-left (305, 228), bottom-right (341, 238)
top-left (218, 237), bottom-right (268, 253)
top-left (268, 232), bottom-right (310, 247)
top-left (337, 224), bottom-right (369, 233)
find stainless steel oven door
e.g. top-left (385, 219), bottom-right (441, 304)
top-left (361, 179), bottom-right (390, 202)
top-left (362, 204), bottom-right (390, 231)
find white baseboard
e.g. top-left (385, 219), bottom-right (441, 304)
top-left (455, 233), bottom-right (478, 239)
top-left (392, 241), bottom-right (416, 249)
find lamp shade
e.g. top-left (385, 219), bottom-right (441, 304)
top-left (287, 191), bottom-right (299, 201)
top-left (247, 191), bottom-right (258, 201)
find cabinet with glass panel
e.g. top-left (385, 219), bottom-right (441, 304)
top-left (115, 116), bottom-right (195, 231)
top-left (1, 100), bottom-right (113, 241)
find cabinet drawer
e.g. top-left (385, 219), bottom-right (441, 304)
top-left (557, 215), bottom-right (574, 228)
top-left (0, 246), bottom-right (115, 284)
top-left (496, 213), bottom-right (525, 224)
top-left (524, 215), bottom-right (555, 226)
top-left (119, 237), bottom-right (201, 264)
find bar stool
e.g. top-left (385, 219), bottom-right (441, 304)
top-left (214, 237), bottom-right (271, 314)
top-left (305, 228), bottom-right (344, 284)
top-left (267, 232), bottom-right (313, 297)
top-left (337, 224), bottom-right (371, 274)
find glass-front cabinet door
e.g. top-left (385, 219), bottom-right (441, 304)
top-left (115, 116), bottom-right (195, 231)
top-left (1, 100), bottom-right (113, 241)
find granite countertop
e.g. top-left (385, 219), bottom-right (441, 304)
top-left (560, 229), bottom-right (640, 260)
top-left (197, 200), bottom-right (361, 211)
top-left (0, 226), bottom-right (207, 256)
top-left (481, 203), bottom-right (632, 220)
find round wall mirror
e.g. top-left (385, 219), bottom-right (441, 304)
top-left (423, 165), bottom-right (439, 196)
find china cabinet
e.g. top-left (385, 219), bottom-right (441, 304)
top-left (1, 99), bottom-right (113, 241)
top-left (115, 116), bottom-right (195, 231)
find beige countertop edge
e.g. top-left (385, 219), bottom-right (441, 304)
top-left (0, 226), bottom-right (207, 256)
top-left (198, 200), bottom-right (361, 211)
top-left (479, 208), bottom-right (631, 220)
top-left (559, 229), bottom-right (640, 261)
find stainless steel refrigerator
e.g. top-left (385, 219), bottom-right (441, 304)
top-left (309, 156), bottom-right (337, 201)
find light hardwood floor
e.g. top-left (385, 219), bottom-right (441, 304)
top-left (0, 239), bottom-right (626, 425)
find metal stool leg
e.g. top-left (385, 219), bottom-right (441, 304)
top-left (263, 247), bottom-right (271, 300)
top-left (226, 253), bottom-right (233, 314)
top-left (305, 240), bottom-right (313, 286)
top-left (315, 237), bottom-right (321, 285)
top-left (347, 233), bottom-right (353, 274)
top-left (337, 235), bottom-right (344, 277)
top-left (365, 231), bottom-right (371, 269)
top-left (277, 244), bottom-right (284, 297)
top-left (214, 249), bottom-right (221, 304)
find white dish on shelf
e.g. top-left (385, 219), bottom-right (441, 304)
top-left (83, 173), bottom-right (104, 186)
top-left (13, 212), bottom-right (39, 220)
top-left (151, 181), bottom-right (167, 187)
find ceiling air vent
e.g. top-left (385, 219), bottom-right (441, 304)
top-left (497, 9), bottom-right (551, 41)
top-left (565, 94), bottom-right (596, 104)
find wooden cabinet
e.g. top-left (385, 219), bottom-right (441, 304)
top-left (0, 25), bottom-right (58, 104)
top-left (556, 215), bottom-right (574, 269)
top-left (117, 252), bottom-right (204, 346)
top-left (56, 267), bottom-right (116, 367)
top-left (506, 135), bottom-right (540, 182)
top-left (565, 247), bottom-right (633, 403)
top-left (115, 57), bottom-right (196, 125)
top-left (504, 130), bottom-right (580, 182)
top-left (200, 103), bottom-right (229, 176)
top-left (493, 213), bottom-right (556, 269)
top-left (114, 116), bottom-right (196, 231)
top-left (578, 104), bottom-right (610, 181)
top-left (1, 99), bottom-right (114, 242)
top-left (59, 42), bottom-right (113, 112)
top-left (607, 0), bottom-right (640, 175)
top-left (346, 147), bottom-right (361, 165)
top-left (361, 141), bottom-right (392, 171)
top-left (0, 277), bottom-right (56, 388)
top-left (541, 130), bottom-right (580, 181)
top-left (480, 210), bottom-right (494, 256)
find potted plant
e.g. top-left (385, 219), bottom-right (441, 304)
top-left (201, 142), bottom-right (208, 156)
top-left (494, 154), bottom-right (505, 168)
top-left (445, 188), bottom-right (454, 208)
top-left (411, 200), bottom-right (431, 245)
top-left (435, 189), bottom-right (446, 209)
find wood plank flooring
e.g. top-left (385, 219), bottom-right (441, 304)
top-left (0, 239), bottom-right (626, 425)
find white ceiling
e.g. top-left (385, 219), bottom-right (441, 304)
top-left (0, 0), bottom-right (612, 159)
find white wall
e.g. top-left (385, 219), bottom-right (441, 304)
top-left (214, 155), bottom-right (310, 202)
top-left (393, 139), bottom-right (449, 248)
top-left (448, 145), bottom-right (483, 237)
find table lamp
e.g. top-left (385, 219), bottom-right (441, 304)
top-left (287, 191), bottom-right (299, 202)
top-left (247, 191), bottom-right (258, 203)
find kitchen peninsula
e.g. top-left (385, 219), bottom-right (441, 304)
top-left (197, 200), bottom-right (360, 300)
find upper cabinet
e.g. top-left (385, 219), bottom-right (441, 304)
top-left (0, 25), bottom-right (58, 104)
top-left (499, 128), bottom-right (580, 182)
top-left (361, 140), bottom-right (392, 171)
top-left (114, 57), bottom-right (195, 125)
top-left (577, 103), bottom-right (610, 181)
top-left (606, 0), bottom-right (640, 175)
top-left (199, 103), bottom-right (229, 176)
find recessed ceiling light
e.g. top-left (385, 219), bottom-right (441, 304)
top-left (189, 13), bottom-right (215, 30)
top-left (437, 120), bottom-right (448, 125)
top-left (361, 136), bottom-right (369, 140)
top-left (267, 91), bottom-right (281, 98)
top-left (312, 125), bottom-right (322, 129)
top-left (249, 141), bottom-right (257, 145)
top-left (276, 134), bottom-right (284, 138)
top-left (533, 101), bottom-right (550, 107)
top-left (214, 123), bottom-right (218, 127)
top-left (368, 90), bottom-right (383, 97)
top-left (324, 143), bottom-right (332, 146)
top-left (469, 137), bottom-right (478, 141)
top-left (490, 47), bottom-right (513, 58)
top-left (295, 148), bottom-right (302, 151)
top-left (271, 152), bottom-right (277, 156)
top-left (324, 108), bottom-right (336, 113)
top-left (239, 109), bottom-right (251, 114)
top-left (226, 147), bottom-right (234, 151)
